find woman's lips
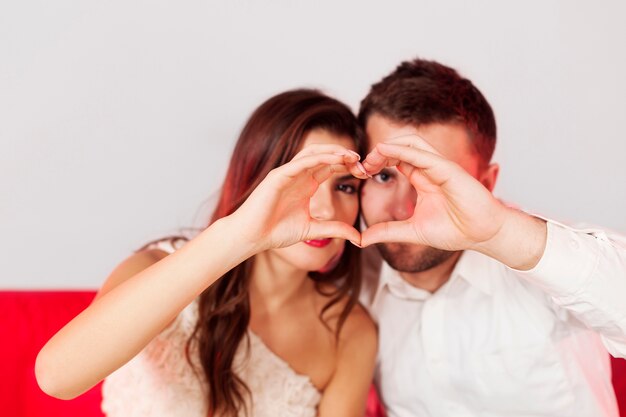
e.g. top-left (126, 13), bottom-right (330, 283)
top-left (304, 238), bottom-right (332, 248)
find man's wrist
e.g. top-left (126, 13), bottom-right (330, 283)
top-left (473, 207), bottom-right (548, 270)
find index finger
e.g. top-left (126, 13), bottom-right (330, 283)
top-left (293, 144), bottom-right (361, 162)
top-left (361, 147), bottom-right (399, 174)
top-left (384, 134), bottom-right (442, 156)
top-left (362, 134), bottom-right (443, 175)
top-left (373, 143), bottom-right (460, 188)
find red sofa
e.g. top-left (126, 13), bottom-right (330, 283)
top-left (1, 291), bottom-right (104, 417)
top-left (2, 290), bottom-right (623, 417)
top-left (0, 291), bottom-right (386, 417)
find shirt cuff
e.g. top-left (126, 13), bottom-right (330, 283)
top-left (512, 220), bottom-right (601, 296)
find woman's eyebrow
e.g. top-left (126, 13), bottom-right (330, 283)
top-left (335, 174), bottom-right (362, 181)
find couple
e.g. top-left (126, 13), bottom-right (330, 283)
top-left (36, 58), bottom-right (626, 417)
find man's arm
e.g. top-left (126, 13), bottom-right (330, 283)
top-left (473, 207), bottom-right (548, 270)
top-left (361, 136), bottom-right (626, 358)
top-left (511, 219), bottom-right (626, 357)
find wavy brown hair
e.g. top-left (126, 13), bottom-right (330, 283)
top-left (187, 89), bottom-right (365, 417)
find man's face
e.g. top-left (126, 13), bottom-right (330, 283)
top-left (360, 113), bottom-right (490, 273)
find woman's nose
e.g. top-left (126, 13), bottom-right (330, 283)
top-left (309, 186), bottom-right (336, 221)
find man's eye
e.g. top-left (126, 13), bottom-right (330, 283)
top-left (336, 184), bottom-right (357, 194)
top-left (373, 172), bottom-right (391, 184)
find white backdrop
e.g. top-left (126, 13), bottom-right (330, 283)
top-left (2, 0), bottom-right (625, 288)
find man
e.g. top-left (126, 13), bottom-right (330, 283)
top-left (356, 58), bottom-right (626, 417)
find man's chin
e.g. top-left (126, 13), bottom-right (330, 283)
top-left (376, 242), bottom-right (457, 273)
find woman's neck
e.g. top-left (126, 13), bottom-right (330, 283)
top-left (249, 250), bottom-right (314, 315)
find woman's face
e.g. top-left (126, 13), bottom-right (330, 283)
top-left (269, 128), bottom-right (361, 273)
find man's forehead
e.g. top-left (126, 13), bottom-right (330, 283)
top-left (365, 116), bottom-right (441, 156)
top-left (365, 114), bottom-right (419, 148)
top-left (364, 114), bottom-right (480, 170)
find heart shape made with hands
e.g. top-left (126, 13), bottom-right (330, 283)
top-left (300, 139), bottom-right (433, 248)
top-left (341, 142), bottom-right (431, 248)
top-left (317, 135), bottom-right (504, 251)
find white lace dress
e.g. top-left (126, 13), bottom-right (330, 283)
top-left (101, 240), bottom-right (321, 417)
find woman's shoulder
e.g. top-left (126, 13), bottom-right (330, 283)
top-left (98, 237), bottom-right (190, 299)
top-left (338, 302), bottom-right (377, 349)
top-left (140, 236), bottom-right (188, 254)
top-left (314, 284), bottom-right (377, 347)
top-left (96, 247), bottom-right (171, 300)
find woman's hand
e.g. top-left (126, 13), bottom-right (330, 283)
top-left (227, 144), bottom-right (367, 252)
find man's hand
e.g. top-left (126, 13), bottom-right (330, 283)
top-left (361, 135), bottom-right (547, 270)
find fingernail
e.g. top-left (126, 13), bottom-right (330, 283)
top-left (356, 162), bottom-right (371, 178)
top-left (349, 240), bottom-right (362, 248)
top-left (348, 150), bottom-right (361, 160)
top-left (334, 151), bottom-right (356, 160)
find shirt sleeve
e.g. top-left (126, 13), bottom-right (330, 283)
top-left (513, 219), bottom-right (626, 358)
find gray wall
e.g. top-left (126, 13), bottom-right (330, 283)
top-left (2, 0), bottom-right (625, 288)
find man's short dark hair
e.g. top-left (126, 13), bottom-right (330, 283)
top-left (358, 58), bottom-right (497, 164)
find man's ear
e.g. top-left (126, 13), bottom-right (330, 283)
top-left (479, 162), bottom-right (499, 192)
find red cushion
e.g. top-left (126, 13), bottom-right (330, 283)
top-left (0, 291), bottom-right (104, 417)
top-left (614, 355), bottom-right (626, 415)
top-left (365, 384), bottom-right (387, 417)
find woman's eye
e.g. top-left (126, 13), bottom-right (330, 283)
top-left (336, 183), bottom-right (357, 194)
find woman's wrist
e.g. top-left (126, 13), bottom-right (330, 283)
top-left (202, 215), bottom-right (264, 263)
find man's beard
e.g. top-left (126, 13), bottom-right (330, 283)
top-left (376, 242), bottom-right (457, 273)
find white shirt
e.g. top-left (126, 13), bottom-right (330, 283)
top-left (361, 220), bottom-right (626, 417)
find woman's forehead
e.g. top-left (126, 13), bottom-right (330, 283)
top-left (301, 128), bottom-right (356, 151)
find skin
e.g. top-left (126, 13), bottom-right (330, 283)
top-left (36, 130), bottom-right (377, 417)
top-left (360, 113), bottom-right (548, 292)
top-left (36, 111), bottom-right (547, 414)
top-left (262, 130), bottom-right (362, 275)
top-left (248, 131), bottom-right (365, 394)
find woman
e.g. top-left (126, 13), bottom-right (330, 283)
top-left (36, 89), bottom-right (378, 417)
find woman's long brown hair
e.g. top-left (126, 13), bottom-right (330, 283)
top-left (185, 89), bottom-right (365, 416)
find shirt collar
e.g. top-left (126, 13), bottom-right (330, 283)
top-left (452, 250), bottom-right (496, 296)
top-left (372, 261), bottom-right (432, 305)
top-left (372, 250), bottom-right (495, 305)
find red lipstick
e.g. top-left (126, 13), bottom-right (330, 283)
top-left (304, 239), bottom-right (332, 248)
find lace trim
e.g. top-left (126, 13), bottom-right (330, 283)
top-left (102, 239), bottom-right (322, 416)
top-left (103, 304), bottom-right (321, 417)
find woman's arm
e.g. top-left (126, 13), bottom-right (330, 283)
top-left (35, 146), bottom-right (364, 400)
top-left (318, 305), bottom-right (378, 417)
top-left (94, 248), bottom-right (168, 302)
top-left (36, 217), bottom-right (256, 399)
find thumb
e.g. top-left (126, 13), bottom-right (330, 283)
top-left (307, 220), bottom-right (362, 247)
top-left (360, 220), bottom-right (421, 247)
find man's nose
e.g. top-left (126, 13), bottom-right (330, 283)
top-left (309, 186), bottom-right (336, 220)
top-left (391, 182), bottom-right (416, 221)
